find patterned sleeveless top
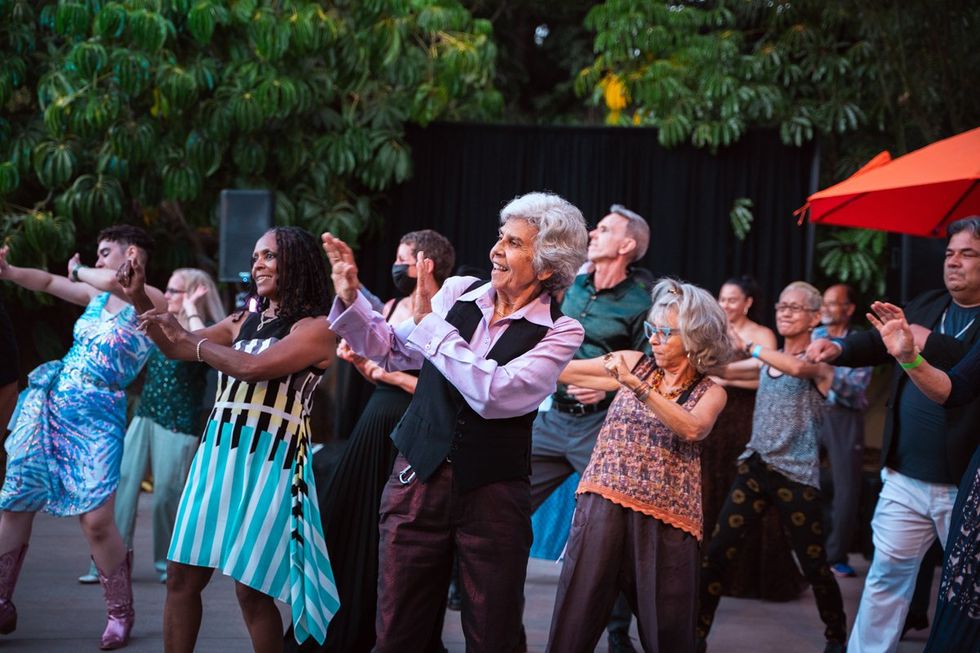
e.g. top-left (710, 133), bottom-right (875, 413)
top-left (207, 313), bottom-right (325, 467)
top-left (578, 356), bottom-right (714, 540)
top-left (739, 359), bottom-right (826, 488)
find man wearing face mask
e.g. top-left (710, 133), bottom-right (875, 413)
top-left (528, 204), bottom-right (652, 653)
top-left (811, 284), bottom-right (872, 579)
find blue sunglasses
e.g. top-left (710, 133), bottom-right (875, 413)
top-left (644, 321), bottom-right (681, 340)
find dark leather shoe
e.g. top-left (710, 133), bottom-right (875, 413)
top-left (608, 631), bottom-right (637, 653)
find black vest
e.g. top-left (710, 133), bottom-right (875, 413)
top-left (390, 281), bottom-right (562, 492)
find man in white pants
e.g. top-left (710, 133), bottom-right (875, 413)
top-left (808, 216), bottom-right (980, 653)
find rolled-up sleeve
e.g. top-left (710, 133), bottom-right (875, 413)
top-left (405, 313), bottom-right (584, 419)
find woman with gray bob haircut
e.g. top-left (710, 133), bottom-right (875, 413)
top-left (548, 278), bottom-right (730, 653)
top-left (648, 278), bottom-right (732, 373)
top-left (499, 192), bottom-right (589, 295)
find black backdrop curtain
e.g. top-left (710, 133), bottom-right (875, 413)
top-left (332, 121), bottom-right (816, 441)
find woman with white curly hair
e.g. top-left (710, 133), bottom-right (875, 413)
top-left (323, 191), bottom-right (589, 653)
top-left (546, 278), bottom-right (731, 653)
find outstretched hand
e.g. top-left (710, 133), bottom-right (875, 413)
top-left (138, 308), bottom-right (194, 352)
top-left (115, 255), bottom-right (146, 300)
top-left (322, 232), bottom-right (360, 306)
top-left (867, 301), bottom-right (917, 363)
top-left (412, 250), bottom-right (437, 324)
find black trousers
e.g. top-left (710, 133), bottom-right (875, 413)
top-left (698, 453), bottom-right (847, 644)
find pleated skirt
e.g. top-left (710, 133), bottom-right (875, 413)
top-left (310, 384), bottom-right (412, 653)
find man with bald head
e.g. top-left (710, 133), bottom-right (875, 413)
top-left (808, 216), bottom-right (980, 653)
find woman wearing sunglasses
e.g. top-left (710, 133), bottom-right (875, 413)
top-left (697, 281), bottom-right (847, 653)
top-left (546, 278), bottom-right (730, 653)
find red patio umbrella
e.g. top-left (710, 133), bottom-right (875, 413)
top-left (799, 126), bottom-right (980, 237)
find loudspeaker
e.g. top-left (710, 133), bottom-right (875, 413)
top-left (218, 189), bottom-right (274, 282)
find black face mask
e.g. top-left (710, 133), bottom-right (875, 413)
top-left (391, 264), bottom-right (417, 296)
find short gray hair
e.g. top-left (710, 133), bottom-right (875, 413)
top-left (782, 281), bottom-right (822, 311)
top-left (609, 204), bottom-right (650, 261)
top-left (948, 216), bottom-right (980, 240)
top-left (499, 192), bottom-right (589, 294)
top-left (648, 277), bottom-right (732, 373)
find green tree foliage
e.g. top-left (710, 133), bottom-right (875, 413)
top-left (577, 0), bottom-right (980, 293)
top-left (0, 0), bottom-right (501, 277)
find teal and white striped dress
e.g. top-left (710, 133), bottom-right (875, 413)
top-left (168, 313), bottom-right (338, 644)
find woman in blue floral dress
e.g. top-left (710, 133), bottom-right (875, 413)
top-left (0, 225), bottom-right (163, 649)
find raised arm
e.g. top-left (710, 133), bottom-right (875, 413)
top-left (68, 254), bottom-right (167, 311)
top-left (117, 256), bottom-right (236, 357)
top-left (141, 311), bottom-right (334, 380)
top-left (0, 246), bottom-right (96, 307)
top-left (558, 351), bottom-right (642, 392)
top-left (868, 301), bottom-right (954, 404)
top-left (604, 353), bottom-right (727, 442)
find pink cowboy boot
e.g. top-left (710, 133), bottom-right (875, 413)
top-left (95, 551), bottom-right (134, 649)
top-left (0, 544), bottom-right (27, 634)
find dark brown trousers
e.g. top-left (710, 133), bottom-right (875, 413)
top-left (373, 455), bottom-right (532, 653)
top-left (547, 492), bottom-right (699, 653)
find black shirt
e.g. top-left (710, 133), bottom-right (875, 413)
top-left (892, 303), bottom-right (980, 483)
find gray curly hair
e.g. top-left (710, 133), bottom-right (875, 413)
top-left (648, 277), bottom-right (733, 373)
top-left (499, 192), bottom-right (589, 295)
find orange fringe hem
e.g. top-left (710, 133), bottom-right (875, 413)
top-left (576, 482), bottom-right (702, 541)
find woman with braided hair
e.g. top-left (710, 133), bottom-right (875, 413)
top-left (119, 226), bottom-right (339, 652)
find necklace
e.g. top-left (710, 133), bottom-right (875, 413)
top-left (257, 310), bottom-right (277, 330)
top-left (648, 368), bottom-right (699, 400)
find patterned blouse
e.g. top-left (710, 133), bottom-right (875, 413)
top-left (578, 355), bottom-right (714, 540)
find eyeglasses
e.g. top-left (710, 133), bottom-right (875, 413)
top-left (774, 303), bottom-right (816, 314)
top-left (644, 321), bottom-right (682, 339)
top-left (165, 287), bottom-right (186, 295)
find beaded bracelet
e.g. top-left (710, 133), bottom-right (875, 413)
top-left (899, 353), bottom-right (924, 370)
top-left (633, 382), bottom-right (652, 402)
top-left (195, 337), bottom-right (209, 362)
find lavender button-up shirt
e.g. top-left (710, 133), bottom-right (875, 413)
top-left (328, 276), bottom-right (584, 420)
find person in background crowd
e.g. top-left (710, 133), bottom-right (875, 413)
top-left (289, 229), bottom-right (455, 653)
top-left (529, 203), bottom-right (651, 653)
top-left (808, 216), bottom-right (980, 653)
top-left (120, 226), bottom-right (340, 651)
top-left (867, 300), bottom-right (980, 653)
top-left (812, 284), bottom-right (873, 578)
top-left (703, 276), bottom-right (806, 601)
top-left (323, 191), bottom-right (588, 653)
top-left (0, 226), bottom-right (159, 649)
top-left (77, 268), bottom-right (225, 585)
top-left (700, 281), bottom-right (848, 653)
top-left (547, 278), bottom-right (729, 653)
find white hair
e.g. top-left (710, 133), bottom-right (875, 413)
top-left (499, 192), bottom-right (589, 294)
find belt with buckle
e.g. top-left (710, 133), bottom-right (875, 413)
top-left (552, 400), bottom-right (609, 415)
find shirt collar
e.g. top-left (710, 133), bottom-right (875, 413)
top-left (461, 281), bottom-right (557, 328)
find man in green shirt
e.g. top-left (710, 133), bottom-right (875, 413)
top-left (530, 204), bottom-right (652, 652)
